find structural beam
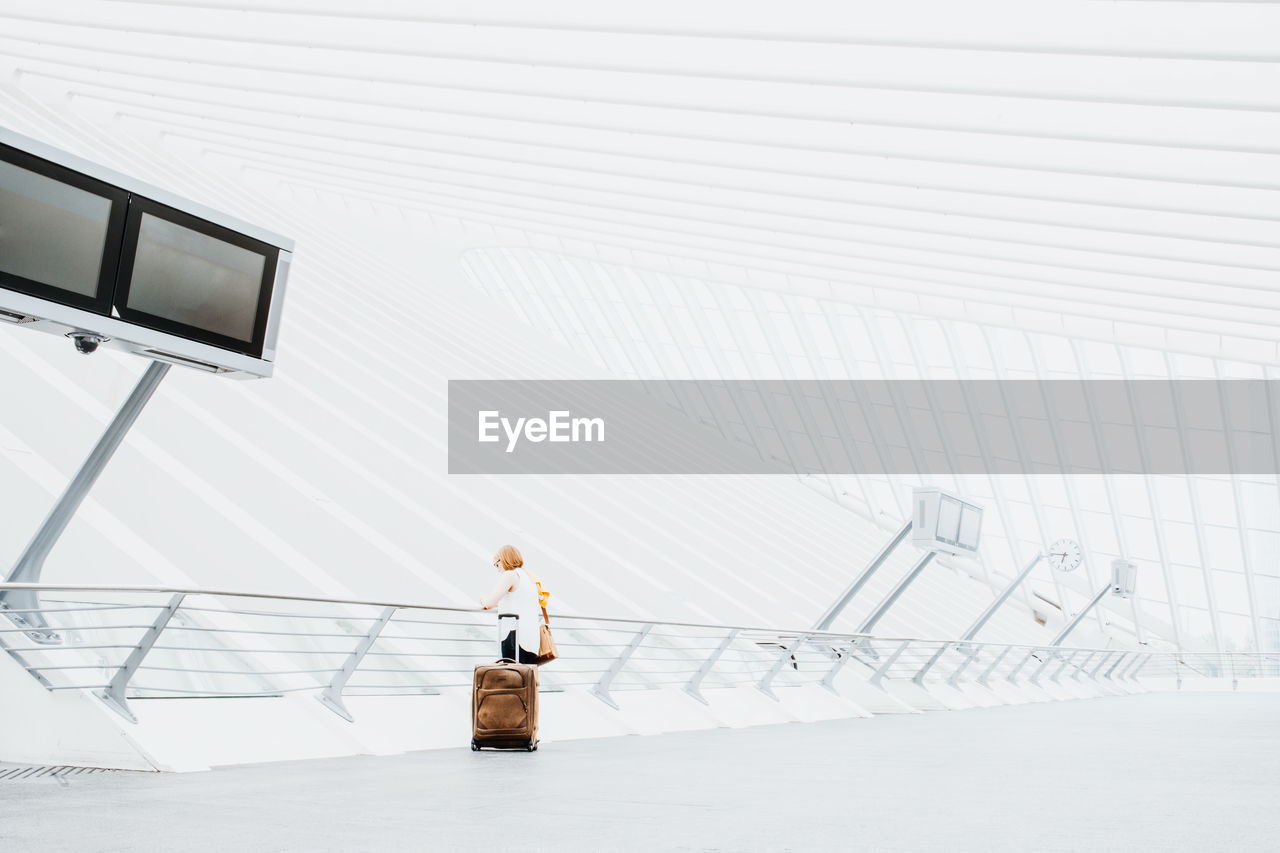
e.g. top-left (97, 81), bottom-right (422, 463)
top-left (914, 552), bottom-right (1044, 684)
top-left (857, 551), bottom-right (936, 634)
top-left (813, 520), bottom-right (912, 631)
top-left (1, 361), bottom-right (170, 644)
top-left (1052, 583), bottom-right (1112, 646)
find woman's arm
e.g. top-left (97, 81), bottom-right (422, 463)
top-left (480, 571), bottom-right (518, 610)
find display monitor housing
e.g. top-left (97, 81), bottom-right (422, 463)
top-left (911, 487), bottom-right (983, 556)
top-left (1111, 559), bottom-right (1138, 598)
top-left (0, 127), bottom-right (292, 378)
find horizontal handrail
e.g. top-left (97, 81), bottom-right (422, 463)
top-left (4, 582), bottom-right (1274, 726)
top-left (0, 583), bottom-right (1143, 651)
top-left (5, 582), bottom-right (870, 641)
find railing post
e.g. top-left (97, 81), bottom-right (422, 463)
top-left (1105, 652), bottom-right (1133, 680)
top-left (684, 629), bottom-right (739, 705)
top-left (946, 644), bottom-right (979, 687)
top-left (1128, 654), bottom-right (1154, 684)
top-left (1006, 649), bottom-right (1039, 684)
top-left (1111, 655), bottom-right (1134, 680)
top-left (99, 593), bottom-right (184, 723)
top-left (758, 633), bottom-right (810, 700)
top-left (1118, 654), bottom-right (1145, 681)
top-left (1028, 650), bottom-right (1058, 685)
top-left (912, 642), bottom-right (954, 686)
top-left (1049, 650), bottom-right (1081, 683)
top-left (1089, 651), bottom-right (1115, 681)
top-left (977, 646), bottom-right (1014, 687)
top-left (870, 640), bottom-right (912, 688)
top-left (1069, 651), bottom-right (1097, 681)
top-left (592, 623), bottom-right (651, 710)
top-left (318, 606), bottom-right (397, 722)
top-left (819, 638), bottom-right (863, 693)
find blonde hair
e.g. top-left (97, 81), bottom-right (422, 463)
top-left (493, 544), bottom-right (524, 572)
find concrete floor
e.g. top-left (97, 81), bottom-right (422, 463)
top-left (1, 692), bottom-right (1276, 852)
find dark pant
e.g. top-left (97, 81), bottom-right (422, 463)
top-left (501, 631), bottom-right (539, 664)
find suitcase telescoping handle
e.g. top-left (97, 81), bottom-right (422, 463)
top-left (497, 612), bottom-right (519, 663)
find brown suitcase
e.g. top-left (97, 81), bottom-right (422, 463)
top-left (471, 613), bottom-right (539, 751)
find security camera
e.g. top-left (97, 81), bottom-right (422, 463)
top-left (68, 333), bottom-right (108, 355)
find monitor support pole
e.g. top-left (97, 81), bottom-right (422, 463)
top-left (1009, 582), bottom-right (1115, 685)
top-left (962, 552), bottom-right (1045, 642)
top-left (857, 550), bottom-right (936, 634)
top-left (0, 360), bottom-right (170, 643)
top-left (1052, 582), bottom-right (1112, 646)
top-left (1007, 581), bottom-right (1114, 684)
top-left (812, 519), bottom-right (910, 632)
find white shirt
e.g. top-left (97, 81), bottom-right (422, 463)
top-left (498, 568), bottom-right (544, 654)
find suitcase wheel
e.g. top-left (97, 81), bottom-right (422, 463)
top-left (471, 740), bottom-right (480, 752)
top-left (527, 742), bottom-right (537, 752)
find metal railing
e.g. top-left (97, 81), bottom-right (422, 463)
top-left (0, 583), bottom-right (1270, 724)
top-left (1129, 652), bottom-right (1280, 686)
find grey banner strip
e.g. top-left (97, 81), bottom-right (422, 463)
top-left (448, 380), bottom-right (1280, 476)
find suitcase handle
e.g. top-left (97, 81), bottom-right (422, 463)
top-left (498, 612), bottom-right (519, 662)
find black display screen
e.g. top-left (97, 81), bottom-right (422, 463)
top-left (0, 142), bottom-right (128, 313)
top-left (113, 198), bottom-right (278, 358)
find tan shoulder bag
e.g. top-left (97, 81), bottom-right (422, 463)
top-left (527, 571), bottom-right (558, 665)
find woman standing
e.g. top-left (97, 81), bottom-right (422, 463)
top-left (479, 544), bottom-right (543, 664)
